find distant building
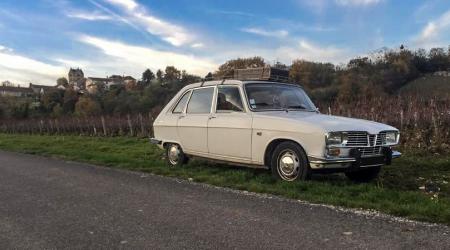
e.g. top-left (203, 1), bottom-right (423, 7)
top-left (86, 75), bottom-right (137, 94)
top-left (85, 77), bottom-right (109, 94)
top-left (0, 85), bottom-right (33, 97)
top-left (68, 68), bottom-right (86, 89)
top-left (67, 68), bottom-right (137, 93)
top-left (30, 83), bottom-right (59, 95)
top-left (123, 76), bottom-right (137, 90)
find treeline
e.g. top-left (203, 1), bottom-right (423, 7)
top-left (0, 66), bottom-right (201, 119)
top-left (0, 46), bottom-right (449, 120)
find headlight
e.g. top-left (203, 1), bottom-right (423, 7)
top-left (385, 131), bottom-right (399, 145)
top-left (326, 132), bottom-right (348, 146)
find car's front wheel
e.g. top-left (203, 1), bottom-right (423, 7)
top-left (270, 141), bottom-right (311, 181)
top-left (345, 166), bottom-right (381, 182)
top-left (165, 143), bottom-right (188, 167)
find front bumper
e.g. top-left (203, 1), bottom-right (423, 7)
top-left (308, 148), bottom-right (401, 170)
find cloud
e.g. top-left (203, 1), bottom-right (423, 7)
top-left (335, 0), bottom-right (383, 6)
top-left (0, 45), bottom-right (13, 52)
top-left (105, 0), bottom-right (138, 11)
top-left (241, 27), bottom-right (289, 38)
top-left (297, 0), bottom-right (382, 14)
top-left (209, 10), bottom-right (255, 17)
top-left (133, 12), bottom-right (193, 46)
top-left (67, 11), bottom-right (112, 21)
top-left (89, 0), bottom-right (144, 34)
top-left (415, 10), bottom-right (450, 48)
top-left (204, 37), bottom-right (351, 66)
top-left (103, 0), bottom-right (195, 47)
top-left (276, 39), bottom-right (350, 63)
top-left (0, 47), bottom-right (66, 84)
top-left (78, 35), bottom-right (216, 75)
top-left (191, 43), bottom-right (205, 48)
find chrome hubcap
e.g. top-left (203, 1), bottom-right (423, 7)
top-left (168, 145), bottom-right (180, 165)
top-left (277, 150), bottom-right (300, 181)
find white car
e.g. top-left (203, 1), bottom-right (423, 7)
top-left (151, 69), bottom-right (401, 182)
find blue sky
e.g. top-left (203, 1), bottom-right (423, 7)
top-left (0, 0), bottom-right (449, 85)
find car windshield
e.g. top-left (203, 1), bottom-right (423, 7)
top-left (245, 83), bottom-right (316, 111)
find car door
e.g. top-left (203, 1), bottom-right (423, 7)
top-left (207, 85), bottom-right (253, 160)
top-left (177, 86), bottom-right (215, 154)
top-left (155, 89), bottom-right (191, 144)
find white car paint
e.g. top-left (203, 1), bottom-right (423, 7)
top-left (152, 80), bottom-right (400, 170)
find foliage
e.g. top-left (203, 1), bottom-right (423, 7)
top-left (214, 56), bottom-right (266, 77)
top-left (289, 60), bottom-right (335, 90)
top-left (56, 77), bottom-right (69, 87)
top-left (139, 69), bottom-right (155, 88)
top-left (75, 96), bottom-right (101, 116)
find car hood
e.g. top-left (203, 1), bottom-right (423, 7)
top-left (254, 111), bottom-right (398, 134)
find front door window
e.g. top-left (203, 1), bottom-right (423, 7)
top-left (216, 86), bottom-right (244, 112)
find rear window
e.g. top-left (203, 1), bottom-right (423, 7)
top-left (172, 91), bottom-right (191, 113)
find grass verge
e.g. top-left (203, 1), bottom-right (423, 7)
top-left (0, 133), bottom-right (449, 225)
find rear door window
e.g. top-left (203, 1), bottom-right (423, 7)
top-left (187, 87), bottom-right (214, 114)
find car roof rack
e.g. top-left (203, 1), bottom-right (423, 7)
top-left (200, 67), bottom-right (290, 86)
top-left (233, 67), bottom-right (289, 82)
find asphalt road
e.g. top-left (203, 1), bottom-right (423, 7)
top-left (0, 151), bottom-right (449, 249)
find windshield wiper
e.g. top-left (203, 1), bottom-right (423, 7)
top-left (285, 105), bottom-right (307, 110)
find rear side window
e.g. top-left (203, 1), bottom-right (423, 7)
top-left (187, 87), bottom-right (214, 114)
top-left (172, 91), bottom-right (191, 113)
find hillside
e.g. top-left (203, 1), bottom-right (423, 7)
top-left (400, 75), bottom-right (450, 97)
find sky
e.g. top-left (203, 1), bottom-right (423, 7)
top-left (0, 0), bottom-right (449, 85)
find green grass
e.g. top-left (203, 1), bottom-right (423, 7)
top-left (0, 134), bottom-right (449, 225)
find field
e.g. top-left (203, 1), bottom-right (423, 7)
top-left (0, 133), bottom-right (449, 225)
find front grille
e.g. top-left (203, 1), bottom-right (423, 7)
top-left (368, 135), bottom-right (375, 146)
top-left (345, 131), bottom-right (388, 157)
top-left (346, 132), bottom-right (369, 146)
top-left (346, 131), bottom-right (387, 147)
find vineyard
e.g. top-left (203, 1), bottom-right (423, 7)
top-left (0, 95), bottom-right (449, 153)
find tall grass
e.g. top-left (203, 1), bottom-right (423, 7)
top-left (1, 95), bottom-right (449, 152)
top-left (319, 95), bottom-right (450, 153)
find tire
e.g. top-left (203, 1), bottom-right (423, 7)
top-left (345, 166), bottom-right (381, 183)
top-left (165, 143), bottom-right (188, 167)
top-left (270, 141), bottom-right (311, 181)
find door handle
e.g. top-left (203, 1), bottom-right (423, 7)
top-left (178, 115), bottom-right (185, 119)
top-left (208, 115), bottom-right (216, 120)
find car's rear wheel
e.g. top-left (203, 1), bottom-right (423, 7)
top-left (345, 166), bottom-right (381, 182)
top-left (165, 143), bottom-right (188, 167)
top-left (270, 141), bottom-right (310, 181)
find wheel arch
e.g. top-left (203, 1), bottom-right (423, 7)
top-left (263, 138), bottom-right (309, 168)
top-left (162, 140), bottom-right (183, 149)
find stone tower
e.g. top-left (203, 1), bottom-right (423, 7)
top-left (68, 68), bottom-right (86, 89)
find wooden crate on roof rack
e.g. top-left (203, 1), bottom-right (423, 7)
top-left (233, 67), bottom-right (289, 82)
